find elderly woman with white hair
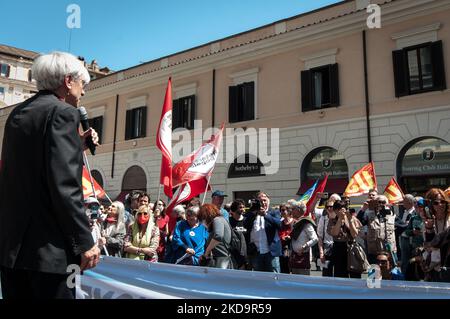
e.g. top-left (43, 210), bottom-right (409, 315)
top-left (0, 51), bottom-right (100, 299)
top-left (288, 200), bottom-right (318, 275)
top-left (102, 201), bottom-right (127, 257)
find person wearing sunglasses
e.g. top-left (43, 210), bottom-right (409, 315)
top-left (123, 205), bottom-right (159, 262)
top-left (422, 188), bottom-right (450, 282)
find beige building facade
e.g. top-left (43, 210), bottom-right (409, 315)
top-left (1, 0), bottom-right (450, 204)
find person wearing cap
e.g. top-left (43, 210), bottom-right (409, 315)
top-left (211, 190), bottom-right (229, 220)
top-left (0, 51), bottom-right (100, 299)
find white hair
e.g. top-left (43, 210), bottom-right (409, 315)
top-left (173, 205), bottom-right (186, 217)
top-left (287, 199), bottom-right (306, 213)
top-left (404, 194), bottom-right (416, 205)
top-left (329, 193), bottom-right (341, 201)
top-left (32, 51), bottom-right (90, 91)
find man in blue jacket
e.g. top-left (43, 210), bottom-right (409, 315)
top-left (244, 192), bottom-right (282, 272)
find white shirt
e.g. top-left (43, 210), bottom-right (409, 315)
top-left (292, 223), bottom-right (318, 254)
top-left (250, 215), bottom-right (270, 254)
top-left (402, 207), bottom-right (415, 223)
top-left (317, 215), bottom-right (334, 245)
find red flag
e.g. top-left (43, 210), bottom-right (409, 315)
top-left (383, 177), bottom-right (404, 204)
top-left (82, 167), bottom-right (105, 199)
top-left (172, 123), bottom-right (224, 188)
top-left (166, 178), bottom-right (211, 233)
top-left (344, 162), bottom-right (377, 197)
top-left (305, 174), bottom-right (329, 217)
top-left (156, 78), bottom-right (173, 197)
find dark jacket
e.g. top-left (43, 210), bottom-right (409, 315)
top-left (243, 209), bottom-right (282, 257)
top-left (0, 91), bottom-right (94, 274)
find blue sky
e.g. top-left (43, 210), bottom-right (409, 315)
top-left (1, 0), bottom-right (341, 71)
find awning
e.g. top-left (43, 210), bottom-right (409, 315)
top-left (296, 178), bottom-right (349, 195)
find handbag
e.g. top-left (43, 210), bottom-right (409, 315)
top-left (322, 217), bottom-right (333, 258)
top-left (347, 240), bottom-right (369, 273)
top-left (289, 251), bottom-right (311, 270)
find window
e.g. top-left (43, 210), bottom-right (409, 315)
top-left (28, 70), bottom-right (32, 82)
top-left (173, 95), bottom-right (195, 130)
top-left (0, 64), bottom-right (10, 78)
top-left (0, 87), bottom-right (4, 96)
top-left (229, 81), bottom-right (255, 123)
top-left (393, 41), bottom-right (446, 97)
top-left (88, 116), bottom-right (103, 144)
top-left (125, 107), bottom-right (147, 140)
top-left (301, 64), bottom-right (339, 112)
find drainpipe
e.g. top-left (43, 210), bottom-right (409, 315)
top-left (363, 30), bottom-right (372, 162)
top-left (111, 94), bottom-right (119, 178)
top-left (212, 69), bottom-right (216, 127)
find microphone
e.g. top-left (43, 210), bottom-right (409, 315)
top-left (78, 106), bottom-right (96, 155)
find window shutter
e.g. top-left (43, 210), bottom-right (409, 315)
top-left (189, 95), bottom-right (196, 129)
top-left (6, 65), bottom-right (10, 78)
top-left (329, 64), bottom-right (340, 107)
top-left (229, 85), bottom-right (239, 123)
top-left (392, 49), bottom-right (408, 97)
top-left (97, 116), bottom-right (103, 144)
top-left (140, 107), bottom-right (147, 138)
top-left (301, 70), bottom-right (312, 112)
top-left (125, 110), bottom-right (132, 140)
top-left (243, 82), bottom-right (255, 121)
top-left (431, 40), bottom-right (446, 91)
top-left (172, 98), bottom-right (180, 129)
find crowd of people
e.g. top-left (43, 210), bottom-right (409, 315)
top-left (85, 187), bottom-right (450, 283)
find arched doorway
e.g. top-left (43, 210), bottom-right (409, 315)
top-left (121, 165), bottom-right (147, 192)
top-left (91, 170), bottom-right (104, 188)
top-left (297, 147), bottom-right (349, 195)
top-left (397, 137), bottom-right (450, 196)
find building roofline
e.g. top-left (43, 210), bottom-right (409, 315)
top-left (91, 0), bottom-right (350, 81)
top-left (0, 44), bottom-right (40, 61)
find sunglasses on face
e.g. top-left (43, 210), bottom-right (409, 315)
top-left (378, 201), bottom-right (387, 204)
top-left (433, 200), bottom-right (445, 205)
top-left (377, 259), bottom-right (388, 264)
top-left (136, 212), bottom-right (149, 216)
top-left (326, 206), bottom-right (334, 209)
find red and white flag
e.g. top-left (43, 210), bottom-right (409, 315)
top-left (156, 78), bottom-right (173, 197)
top-left (82, 167), bottom-right (105, 199)
top-left (166, 178), bottom-right (211, 232)
top-left (172, 123), bottom-right (224, 188)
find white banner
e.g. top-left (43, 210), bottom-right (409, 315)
top-left (76, 257), bottom-right (450, 299)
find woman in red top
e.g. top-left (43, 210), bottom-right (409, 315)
top-left (154, 200), bottom-right (169, 262)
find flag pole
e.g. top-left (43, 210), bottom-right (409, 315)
top-left (201, 175), bottom-right (212, 205)
top-left (156, 184), bottom-right (162, 206)
top-left (83, 151), bottom-right (97, 200)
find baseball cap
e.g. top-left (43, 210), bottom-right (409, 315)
top-left (84, 196), bottom-right (100, 206)
top-left (212, 190), bottom-right (227, 197)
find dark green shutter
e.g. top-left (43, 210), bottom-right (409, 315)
top-left (243, 82), bottom-right (255, 121)
top-left (229, 85), bottom-right (239, 123)
top-left (6, 65), bottom-right (10, 78)
top-left (140, 107), bottom-right (147, 138)
top-left (431, 40), bottom-right (446, 91)
top-left (172, 98), bottom-right (180, 129)
top-left (125, 110), bottom-right (132, 140)
top-left (329, 64), bottom-right (340, 107)
top-left (97, 116), bottom-right (103, 144)
top-left (392, 49), bottom-right (409, 97)
top-left (301, 70), bottom-right (312, 112)
top-left (189, 95), bottom-right (196, 129)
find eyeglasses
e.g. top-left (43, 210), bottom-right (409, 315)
top-left (378, 201), bottom-right (387, 204)
top-left (326, 206), bottom-right (334, 209)
top-left (433, 200), bottom-right (445, 205)
top-left (377, 259), bottom-right (388, 264)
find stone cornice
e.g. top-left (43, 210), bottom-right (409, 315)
top-left (83, 0), bottom-right (450, 104)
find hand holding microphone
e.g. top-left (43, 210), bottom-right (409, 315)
top-left (78, 106), bottom-right (99, 155)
